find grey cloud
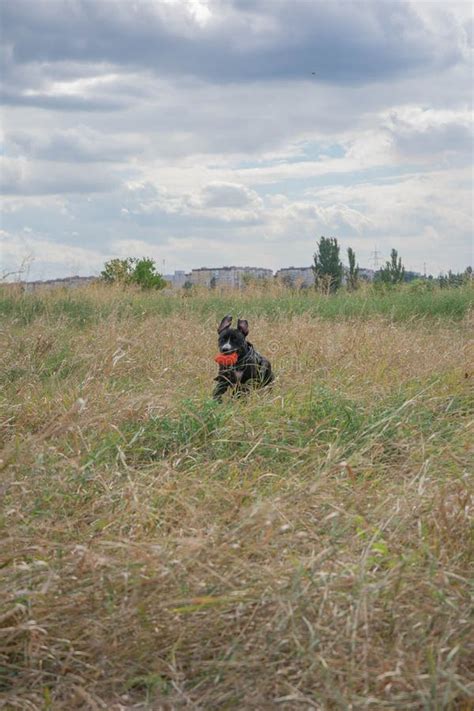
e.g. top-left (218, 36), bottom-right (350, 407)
top-left (8, 127), bottom-right (146, 163)
top-left (0, 158), bottom-right (128, 195)
top-left (390, 121), bottom-right (473, 161)
top-left (119, 182), bottom-right (264, 228)
top-left (1, 1), bottom-right (470, 165)
top-left (0, 89), bottom-right (126, 111)
top-left (5, 72), bottom-right (461, 166)
top-left (199, 182), bottom-right (261, 208)
top-left (1, 0), bottom-right (465, 90)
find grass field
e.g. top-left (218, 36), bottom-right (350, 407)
top-left (1, 283), bottom-right (473, 709)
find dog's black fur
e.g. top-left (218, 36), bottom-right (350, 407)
top-left (212, 315), bottom-right (273, 401)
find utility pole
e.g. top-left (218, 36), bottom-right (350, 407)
top-left (423, 262), bottom-right (427, 278)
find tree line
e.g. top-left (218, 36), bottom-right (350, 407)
top-left (100, 242), bottom-right (472, 291)
top-left (312, 236), bottom-right (472, 292)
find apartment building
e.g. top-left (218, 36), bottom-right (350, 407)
top-left (163, 270), bottom-right (189, 288)
top-left (190, 266), bottom-right (273, 288)
top-left (22, 276), bottom-right (98, 293)
top-left (275, 266), bottom-right (314, 287)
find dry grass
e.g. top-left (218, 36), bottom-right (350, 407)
top-left (1, 285), bottom-right (473, 709)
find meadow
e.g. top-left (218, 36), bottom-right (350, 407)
top-left (1, 283), bottom-right (473, 709)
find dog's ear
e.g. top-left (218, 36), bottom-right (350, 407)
top-left (237, 318), bottom-right (249, 336)
top-left (217, 314), bottom-right (233, 333)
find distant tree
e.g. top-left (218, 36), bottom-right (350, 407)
top-left (346, 247), bottom-right (359, 291)
top-left (101, 257), bottom-right (166, 290)
top-left (131, 258), bottom-right (167, 290)
top-left (407, 277), bottom-right (435, 293)
top-left (377, 249), bottom-right (405, 285)
top-left (438, 268), bottom-right (471, 288)
top-left (101, 258), bottom-right (134, 284)
top-left (312, 236), bottom-right (343, 293)
top-left (403, 271), bottom-right (420, 283)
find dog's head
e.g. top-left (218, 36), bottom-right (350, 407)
top-left (217, 314), bottom-right (249, 355)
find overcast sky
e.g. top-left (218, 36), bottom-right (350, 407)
top-left (1, 0), bottom-right (472, 280)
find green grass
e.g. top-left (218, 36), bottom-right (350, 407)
top-left (1, 281), bottom-right (472, 326)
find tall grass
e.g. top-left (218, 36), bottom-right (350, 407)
top-left (1, 280), bottom-right (472, 326)
top-left (1, 286), bottom-right (472, 709)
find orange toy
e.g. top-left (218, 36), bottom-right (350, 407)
top-left (214, 352), bottom-right (238, 367)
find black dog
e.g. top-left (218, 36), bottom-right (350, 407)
top-left (213, 314), bottom-right (273, 401)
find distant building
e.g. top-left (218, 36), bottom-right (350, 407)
top-left (358, 268), bottom-right (375, 281)
top-left (14, 263), bottom-right (392, 293)
top-left (163, 270), bottom-right (189, 288)
top-left (190, 266), bottom-right (273, 288)
top-left (275, 267), bottom-right (314, 288)
top-left (22, 276), bottom-right (97, 292)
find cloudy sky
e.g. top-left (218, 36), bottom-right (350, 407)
top-left (1, 0), bottom-right (472, 280)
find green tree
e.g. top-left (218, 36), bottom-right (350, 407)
top-left (312, 236), bottom-right (343, 293)
top-left (347, 247), bottom-right (359, 291)
top-left (101, 258), bottom-right (135, 284)
top-left (377, 249), bottom-right (405, 285)
top-left (131, 257), bottom-right (167, 290)
top-left (101, 257), bottom-right (166, 290)
top-left (438, 268), bottom-right (471, 288)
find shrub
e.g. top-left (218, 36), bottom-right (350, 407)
top-left (101, 257), bottom-right (166, 290)
top-left (376, 248), bottom-right (405, 286)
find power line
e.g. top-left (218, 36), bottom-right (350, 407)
top-left (371, 247), bottom-right (381, 270)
